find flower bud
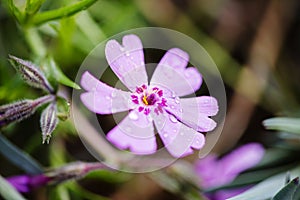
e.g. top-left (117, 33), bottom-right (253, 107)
top-left (40, 102), bottom-right (58, 144)
top-left (9, 55), bottom-right (54, 93)
top-left (0, 95), bottom-right (54, 127)
top-left (46, 162), bottom-right (105, 184)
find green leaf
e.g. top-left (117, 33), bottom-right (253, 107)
top-left (67, 182), bottom-right (110, 200)
top-left (228, 167), bottom-right (300, 200)
top-left (0, 133), bottom-right (43, 174)
top-left (42, 57), bottom-right (80, 90)
top-left (206, 164), bottom-right (295, 193)
top-left (30, 0), bottom-right (97, 25)
top-left (272, 177), bottom-right (299, 200)
top-left (49, 184), bottom-right (70, 200)
top-left (0, 175), bottom-right (26, 200)
top-left (263, 117), bottom-right (300, 134)
top-left (56, 97), bottom-right (70, 121)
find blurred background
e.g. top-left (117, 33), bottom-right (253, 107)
top-left (1, 0), bottom-right (300, 199)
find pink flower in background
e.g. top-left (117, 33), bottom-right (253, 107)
top-left (80, 34), bottom-right (218, 157)
top-left (195, 143), bottom-right (265, 200)
top-left (7, 174), bottom-right (49, 193)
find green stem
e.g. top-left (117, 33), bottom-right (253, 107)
top-left (29, 0), bottom-right (98, 26)
top-left (4, 0), bottom-right (24, 23)
top-left (24, 28), bottom-right (47, 57)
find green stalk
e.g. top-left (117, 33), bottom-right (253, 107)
top-left (30, 0), bottom-right (98, 26)
top-left (24, 28), bottom-right (47, 57)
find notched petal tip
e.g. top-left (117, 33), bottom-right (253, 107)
top-left (122, 34), bottom-right (143, 50)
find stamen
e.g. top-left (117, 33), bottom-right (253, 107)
top-left (142, 95), bottom-right (149, 105)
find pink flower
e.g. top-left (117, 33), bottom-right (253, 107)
top-left (7, 174), bottom-right (49, 193)
top-left (195, 143), bottom-right (265, 200)
top-left (80, 34), bottom-right (218, 157)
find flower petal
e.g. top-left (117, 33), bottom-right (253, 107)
top-left (150, 48), bottom-right (202, 97)
top-left (221, 143), bottom-right (265, 177)
top-left (106, 109), bottom-right (156, 154)
top-left (105, 34), bottom-right (148, 91)
top-left (7, 175), bottom-right (30, 193)
top-left (80, 71), bottom-right (134, 114)
top-left (165, 97), bottom-right (217, 132)
top-left (154, 111), bottom-right (205, 157)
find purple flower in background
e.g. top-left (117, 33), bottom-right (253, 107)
top-left (7, 174), bottom-right (49, 193)
top-left (195, 143), bottom-right (265, 200)
top-left (80, 34), bottom-right (218, 157)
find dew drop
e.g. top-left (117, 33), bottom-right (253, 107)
top-left (179, 109), bottom-right (183, 113)
top-left (125, 51), bottom-right (130, 56)
top-left (129, 111), bottom-right (139, 120)
top-left (175, 97), bottom-right (180, 104)
top-left (111, 92), bottom-right (117, 98)
top-left (163, 133), bottom-right (168, 138)
top-left (170, 105), bottom-right (175, 109)
top-left (171, 91), bottom-right (176, 98)
top-left (169, 115), bottom-right (177, 123)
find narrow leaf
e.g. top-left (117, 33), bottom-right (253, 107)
top-left (9, 55), bottom-right (54, 93)
top-left (0, 175), bottom-right (26, 200)
top-left (30, 0), bottom-right (97, 25)
top-left (0, 133), bottom-right (43, 174)
top-left (45, 57), bottom-right (80, 90)
top-left (263, 117), bottom-right (300, 134)
top-left (228, 167), bottom-right (300, 200)
top-left (40, 102), bottom-right (58, 144)
top-left (272, 177), bottom-right (299, 200)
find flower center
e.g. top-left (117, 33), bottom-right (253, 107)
top-left (131, 85), bottom-right (167, 115)
top-left (142, 93), bottom-right (157, 106)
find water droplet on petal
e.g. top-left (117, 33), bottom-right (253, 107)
top-left (175, 97), bottom-right (180, 104)
top-left (170, 105), bottom-right (175, 109)
top-left (179, 108), bottom-right (183, 113)
top-left (163, 133), bottom-right (168, 138)
top-left (129, 111), bottom-right (139, 120)
top-left (111, 92), bottom-right (117, 98)
top-left (171, 91), bottom-right (176, 98)
top-left (125, 51), bottom-right (130, 56)
top-left (169, 115), bottom-right (177, 123)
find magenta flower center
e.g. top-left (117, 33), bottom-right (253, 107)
top-left (131, 85), bottom-right (167, 115)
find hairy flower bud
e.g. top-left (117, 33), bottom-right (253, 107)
top-left (46, 162), bottom-right (105, 184)
top-left (9, 55), bottom-right (54, 93)
top-left (0, 95), bottom-right (55, 127)
top-left (40, 102), bottom-right (58, 144)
